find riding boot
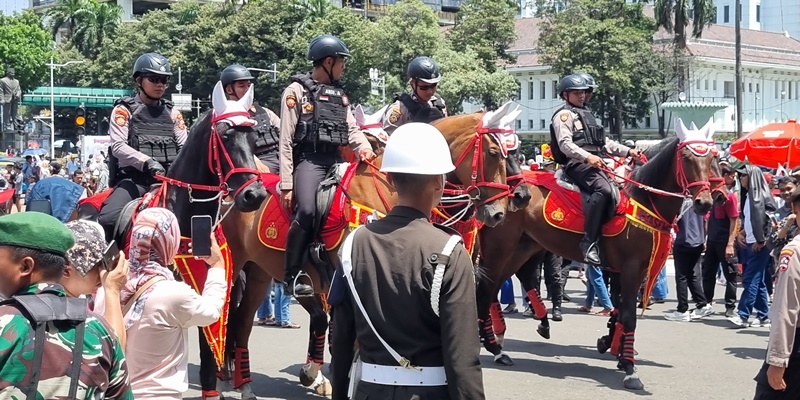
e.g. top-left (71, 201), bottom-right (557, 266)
top-left (580, 193), bottom-right (606, 265)
top-left (549, 282), bottom-right (564, 322)
top-left (284, 220), bottom-right (314, 296)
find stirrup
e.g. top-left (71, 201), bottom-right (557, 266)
top-left (291, 271), bottom-right (315, 298)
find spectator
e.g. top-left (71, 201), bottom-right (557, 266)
top-left (256, 280), bottom-right (276, 326)
top-left (500, 278), bottom-right (517, 314)
top-left (66, 155), bottom-right (80, 177)
top-left (97, 162), bottom-right (109, 192)
top-left (769, 177), bottom-right (800, 261)
top-left (12, 164), bottom-right (23, 212)
top-left (702, 164), bottom-right (740, 317)
top-left (72, 169), bottom-right (84, 185)
top-left (27, 177), bottom-right (86, 222)
top-left (664, 202), bottom-right (714, 321)
top-left (21, 155), bottom-right (38, 180)
top-left (273, 278), bottom-right (300, 328)
top-left (731, 165), bottom-right (778, 328)
top-left (578, 264), bottom-right (613, 316)
top-left (0, 212), bottom-right (132, 399)
top-left (116, 208), bottom-right (226, 399)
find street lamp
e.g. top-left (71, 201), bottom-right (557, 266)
top-left (248, 64), bottom-right (279, 82)
top-left (46, 56), bottom-right (85, 159)
top-left (368, 68), bottom-right (385, 103)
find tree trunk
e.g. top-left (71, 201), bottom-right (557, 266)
top-left (658, 109), bottom-right (666, 137)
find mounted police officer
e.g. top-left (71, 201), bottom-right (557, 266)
top-left (329, 123), bottom-right (485, 400)
top-left (382, 56), bottom-right (448, 134)
top-left (549, 74), bottom-right (640, 265)
top-left (220, 64), bottom-right (281, 172)
top-left (98, 52), bottom-right (187, 240)
top-left (279, 34), bottom-right (376, 296)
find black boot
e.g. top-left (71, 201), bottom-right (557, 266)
top-left (581, 193), bottom-right (605, 265)
top-left (549, 282), bottom-right (564, 321)
top-left (552, 305), bottom-right (563, 322)
top-left (284, 221), bottom-right (314, 296)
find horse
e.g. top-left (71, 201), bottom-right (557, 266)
top-left (475, 119), bottom-right (719, 390)
top-left (206, 102), bottom-right (520, 399)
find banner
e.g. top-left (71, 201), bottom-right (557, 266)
top-left (79, 135), bottom-right (111, 167)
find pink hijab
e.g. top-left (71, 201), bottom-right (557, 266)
top-left (120, 207), bottom-right (182, 328)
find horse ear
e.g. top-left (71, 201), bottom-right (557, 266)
top-left (690, 122), bottom-right (698, 131)
top-left (675, 118), bottom-right (688, 142)
top-left (353, 105), bottom-right (366, 127)
top-left (500, 105), bottom-right (522, 130)
top-left (702, 117), bottom-right (715, 140)
top-left (238, 84), bottom-right (255, 110)
top-left (212, 81), bottom-right (226, 113)
top-left (370, 105), bottom-right (389, 124)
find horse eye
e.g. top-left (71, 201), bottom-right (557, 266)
top-left (489, 149), bottom-right (500, 158)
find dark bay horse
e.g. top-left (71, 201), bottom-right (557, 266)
top-left (476, 119), bottom-right (719, 390)
top-left (209, 104), bottom-right (520, 399)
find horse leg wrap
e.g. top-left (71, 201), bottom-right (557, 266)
top-left (233, 347), bottom-right (252, 389)
top-left (479, 318), bottom-right (498, 346)
top-left (526, 289), bottom-right (548, 319)
top-left (306, 332), bottom-right (326, 365)
top-left (202, 390), bottom-right (221, 400)
top-left (620, 331), bottom-right (636, 364)
top-left (489, 302), bottom-right (507, 337)
top-left (610, 322), bottom-right (624, 357)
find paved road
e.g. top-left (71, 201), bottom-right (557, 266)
top-left (185, 273), bottom-right (765, 400)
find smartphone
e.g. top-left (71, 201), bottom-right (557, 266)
top-left (191, 215), bottom-right (213, 257)
top-left (26, 199), bottom-right (52, 215)
top-left (103, 240), bottom-right (120, 271)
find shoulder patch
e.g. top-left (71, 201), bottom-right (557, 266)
top-left (176, 113), bottom-right (186, 130)
top-left (286, 95), bottom-right (297, 109)
top-left (114, 109), bottom-right (128, 127)
top-left (388, 107), bottom-right (402, 124)
top-left (780, 249), bottom-right (795, 272)
top-left (559, 111), bottom-right (570, 122)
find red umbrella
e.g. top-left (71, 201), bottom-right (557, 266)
top-left (730, 120), bottom-right (800, 167)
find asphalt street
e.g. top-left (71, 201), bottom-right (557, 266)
top-left (185, 271), bottom-right (767, 400)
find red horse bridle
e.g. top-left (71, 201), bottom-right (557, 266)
top-left (156, 111), bottom-right (260, 201)
top-left (444, 121), bottom-right (512, 206)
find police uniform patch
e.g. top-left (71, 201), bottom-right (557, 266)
top-left (304, 103), bottom-right (314, 113)
top-left (559, 112), bottom-right (569, 122)
top-left (342, 95), bottom-right (349, 107)
top-left (286, 95), bottom-right (297, 109)
top-left (388, 108), bottom-right (401, 124)
top-left (574, 120), bottom-right (583, 130)
top-left (780, 249), bottom-right (795, 272)
top-left (176, 113), bottom-right (186, 130)
top-left (114, 111), bottom-right (127, 127)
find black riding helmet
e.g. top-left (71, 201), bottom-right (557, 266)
top-left (307, 34), bottom-right (351, 62)
top-left (558, 74), bottom-right (589, 99)
top-left (574, 72), bottom-right (597, 95)
top-left (221, 64), bottom-right (256, 87)
top-left (407, 56), bottom-right (441, 84)
top-left (132, 53), bottom-right (173, 80)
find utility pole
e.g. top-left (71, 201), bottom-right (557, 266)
top-left (735, 0), bottom-right (743, 137)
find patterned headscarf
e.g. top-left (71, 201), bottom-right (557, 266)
top-left (120, 207), bottom-right (182, 329)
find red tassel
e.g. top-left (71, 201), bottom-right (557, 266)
top-left (233, 347), bottom-right (252, 388)
top-left (526, 289), bottom-right (548, 319)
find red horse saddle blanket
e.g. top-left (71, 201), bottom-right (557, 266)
top-left (257, 163), bottom-right (357, 251)
top-left (524, 170), bottom-right (628, 237)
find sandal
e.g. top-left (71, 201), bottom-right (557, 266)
top-left (577, 305), bottom-right (592, 313)
top-left (257, 316), bottom-right (275, 326)
top-left (595, 308), bottom-right (612, 316)
top-left (281, 321), bottom-right (301, 329)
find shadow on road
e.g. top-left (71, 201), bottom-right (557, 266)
top-left (725, 346), bottom-right (766, 360)
top-left (499, 338), bottom-right (674, 369)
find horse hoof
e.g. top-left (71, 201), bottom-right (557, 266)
top-left (537, 324), bottom-right (550, 340)
top-left (496, 333), bottom-right (505, 348)
top-left (623, 373), bottom-right (644, 390)
top-left (597, 337), bottom-right (609, 354)
top-left (312, 378), bottom-right (333, 396)
top-left (494, 352), bottom-right (514, 366)
top-left (299, 363), bottom-right (320, 387)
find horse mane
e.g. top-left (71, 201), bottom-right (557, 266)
top-left (170, 110), bottom-right (212, 171)
top-left (627, 136), bottom-right (680, 199)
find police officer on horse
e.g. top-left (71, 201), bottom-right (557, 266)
top-left (279, 34), bottom-right (376, 296)
top-left (382, 56), bottom-right (448, 134)
top-left (549, 73), bottom-right (640, 265)
top-left (99, 52), bottom-right (187, 240)
top-left (220, 64), bottom-right (281, 172)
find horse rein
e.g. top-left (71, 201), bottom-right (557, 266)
top-left (444, 121), bottom-right (513, 205)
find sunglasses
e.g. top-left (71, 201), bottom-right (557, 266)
top-left (418, 83), bottom-right (438, 91)
top-left (144, 75), bottom-right (170, 85)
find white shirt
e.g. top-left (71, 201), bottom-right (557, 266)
top-left (744, 198), bottom-right (756, 244)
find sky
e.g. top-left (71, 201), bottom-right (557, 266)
top-left (1, 0), bottom-right (28, 15)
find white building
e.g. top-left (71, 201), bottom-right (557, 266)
top-left (2, 0), bottom-right (28, 15)
top-left (499, 16), bottom-right (800, 141)
top-left (713, 0), bottom-right (800, 39)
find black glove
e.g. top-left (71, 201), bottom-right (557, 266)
top-left (143, 159), bottom-right (165, 177)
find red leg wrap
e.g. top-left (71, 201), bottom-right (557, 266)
top-left (610, 322), bottom-right (624, 356)
top-left (526, 289), bottom-right (548, 319)
top-left (479, 318), bottom-right (498, 345)
top-left (306, 332), bottom-right (326, 365)
top-left (202, 390), bottom-right (221, 400)
top-left (489, 302), bottom-right (507, 336)
top-left (621, 331), bottom-right (636, 363)
top-left (233, 347), bottom-right (252, 389)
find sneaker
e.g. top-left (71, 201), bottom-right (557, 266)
top-left (725, 308), bottom-right (737, 318)
top-left (727, 315), bottom-right (749, 328)
top-left (503, 303), bottom-right (518, 314)
top-left (522, 306), bottom-right (533, 318)
top-left (664, 311), bottom-right (691, 322)
top-left (692, 305), bottom-right (715, 319)
top-left (750, 318), bottom-right (771, 328)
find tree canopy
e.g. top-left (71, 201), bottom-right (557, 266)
top-left (0, 11), bottom-right (54, 93)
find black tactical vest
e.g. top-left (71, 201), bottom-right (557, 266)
top-left (116, 96), bottom-right (180, 168)
top-left (549, 103), bottom-right (605, 164)
top-left (290, 74), bottom-right (349, 149)
top-left (251, 103), bottom-right (280, 157)
top-left (396, 93), bottom-right (446, 123)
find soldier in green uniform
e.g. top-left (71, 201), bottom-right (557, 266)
top-left (0, 212), bottom-right (132, 400)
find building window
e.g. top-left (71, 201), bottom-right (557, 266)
top-left (790, 82), bottom-right (794, 99)
top-left (757, 83), bottom-right (760, 93)
top-left (749, 82), bottom-right (753, 92)
top-left (696, 80), bottom-right (701, 90)
top-left (528, 119), bottom-right (534, 129)
top-left (705, 80), bottom-right (709, 90)
top-left (540, 81), bottom-right (546, 100)
top-left (724, 81), bottom-right (735, 98)
top-left (645, 117), bottom-right (651, 128)
top-left (552, 81), bottom-right (559, 99)
top-left (756, 5), bottom-right (760, 22)
top-left (713, 80), bottom-right (717, 91)
top-left (540, 119), bottom-right (546, 129)
top-left (528, 81), bottom-right (534, 100)
top-left (516, 120), bottom-right (521, 130)
top-left (724, 5), bottom-right (729, 23)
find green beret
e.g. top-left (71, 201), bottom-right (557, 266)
top-left (0, 212), bottom-right (74, 257)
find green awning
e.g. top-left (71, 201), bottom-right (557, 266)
top-left (21, 86), bottom-right (134, 108)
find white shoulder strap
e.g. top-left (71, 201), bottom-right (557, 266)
top-left (341, 226), bottom-right (414, 369)
top-left (430, 235), bottom-right (463, 317)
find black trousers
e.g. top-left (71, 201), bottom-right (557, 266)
top-left (754, 360), bottom-right (800, 400)
top-left (258, 152), bottom-right (280, 174)
top-left (672, 245), bottom-right (708, 313)
top-left (293, 152), bottom-right (340, 230)
top-left (702, 240), bottom-right (738, 310)
top-left (564, 161), bottom-right (614, 241)
top-left (97, 178), bottom-right (147, 240)
top-left (532, 251), bottom-right (564, 304)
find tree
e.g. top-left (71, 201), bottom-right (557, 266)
top-left (0, 11), bottom-right (54, 93)
top-left (652, 0), bottom-right (715, 50)
top-left (372, 0), bottom-right (442, 82)
top-left (46, 0), bottom-right (91, 39)
top-left (538, 0), bottom-right (657, 138)
top-left (72, 0), bottom-right (122, 58)
top-left (433, 45), bottom-right (518, 113)
top-left (292, 0), bottom-right (332, 22)
top-left (640, 43), bottom-right (693, 136)
top-left (448, 0), bottom-right (519, 73)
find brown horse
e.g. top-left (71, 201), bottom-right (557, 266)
top-left (476, 119), bottom-right (719, 390)
top-left (206, 104), bottom-right (518, 399)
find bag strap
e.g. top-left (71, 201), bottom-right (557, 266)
top-left (341, 226), bottom-right (417, 370)
top-left (430, 235), bottom-right (463, 317)
top-left (67, 321), bottom-right (86, 399)
top-left (122, 276), bottom-right (166, 317)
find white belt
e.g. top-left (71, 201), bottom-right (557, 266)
top-left (359, 362), bottom-right (447, 386)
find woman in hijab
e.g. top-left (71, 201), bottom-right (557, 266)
top-left (120, 208), bottom-right (226, 399)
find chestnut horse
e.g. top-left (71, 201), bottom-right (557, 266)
top-left (205, 103), bottom-right (518, 399)
top-left (477, 119), bottom-right (719, 390)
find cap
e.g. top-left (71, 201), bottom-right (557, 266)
top-left (65, 220), bottom-right (106, 276)
top-left (0, 212), bottom-right (74, 256)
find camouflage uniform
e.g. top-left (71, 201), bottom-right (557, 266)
top-left (0, 283), bottom-right (132, 399)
